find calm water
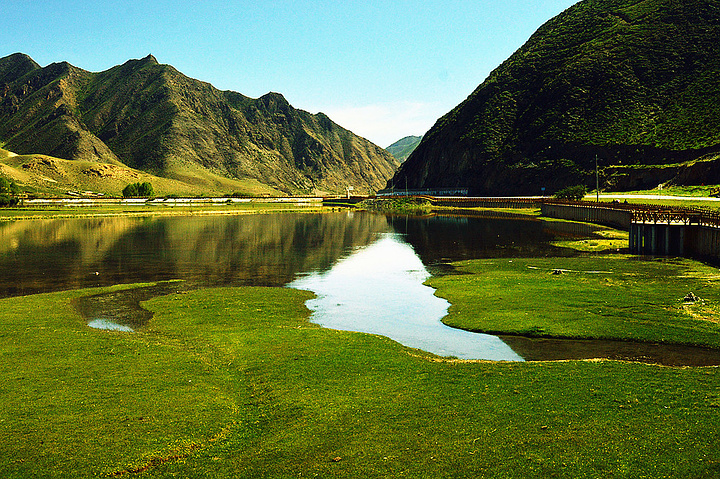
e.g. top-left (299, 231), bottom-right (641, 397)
top-left (288, 233), bottom-right (524, 361)
top-left (0, 211), bottom-right (571, 297)
top-left (3, 210), bottom-right (719, 364)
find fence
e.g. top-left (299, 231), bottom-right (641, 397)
top-left (431, 197), bottom-right (543, 209)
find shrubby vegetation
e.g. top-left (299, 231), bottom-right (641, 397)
top-left (122, 182), bottom-right (154, 198)
top-left (0, 177), bottom-right (19, 194)
top-left (0, 196), bottom-right (19, 206)
top-left (357, 196), bottom-right (433, 214)
top-left (554, 184), bottom-right (587, 201)
top-left (0, 177), bottom-right (20, 206)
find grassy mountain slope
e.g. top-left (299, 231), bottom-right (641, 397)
top-left (391, 0), bottom-right (720, 195)
top-left (0, 54), bottom-right (400, 195)
top-left (386, 135), bottom-right (422, 163)
top-left (0, 148), bottom-right (280, 197)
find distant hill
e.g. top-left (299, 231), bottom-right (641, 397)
top-left (0, 53), bottom-right (400, 195)
top-left (389, 0), bottom-right (720, 195)
top-left (386, 136), bottom-right (422, 163)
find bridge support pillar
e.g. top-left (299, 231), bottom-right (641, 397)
top-left (679, 226), bottom-right (685, 256)
top-left (629, 223), bottom-right (688, 256)
top-left (650, 224), bottom-right (657, 254)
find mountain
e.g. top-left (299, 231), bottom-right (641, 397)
top-left (386, 136), bottom-right (422, 163)
top-left (0, 53), bottom-right (400, 195)
top-left (389, 0), bottom-right (720, 195)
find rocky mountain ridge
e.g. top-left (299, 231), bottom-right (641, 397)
top-left (0, 53), bottom-right (400, 195)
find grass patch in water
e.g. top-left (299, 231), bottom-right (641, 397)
top-left (430, 256), bottom-right (720, 347)
top-left (551, 227), bottom-right (629, 252)
top-left (1, 282), bottom-right (720, 477)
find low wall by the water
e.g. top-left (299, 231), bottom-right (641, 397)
top-left (540, 202), bottom-right (633, 229)
top-left (685, 225), bottom-right (720, 262)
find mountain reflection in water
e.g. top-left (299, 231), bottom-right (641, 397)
top-left (0, 212), bottom-right (392, 297)
top-left (0, 211), bottom-right (579, 298)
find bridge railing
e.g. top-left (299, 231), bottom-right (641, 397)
top-left (430, 197), bottom-right (543, 209)
top-left (542, 199), bottom-right (720, 230)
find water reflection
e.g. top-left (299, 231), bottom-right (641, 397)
top-left (388, 213), bottom-right (579, 266)
top-left (87, 319), bottom-right (134, 332)
top-left (0, 212), bottom-right (391, 297)
top-left (288, 233), bottom-right (524, 361)
top-left (0, 211), bottom-right (578, 298)
top-left (74, 282), bottom-right (189, 331)
top-left (500, 335), bottom-right (720, 367)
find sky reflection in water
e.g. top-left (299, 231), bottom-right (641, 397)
top-left (87, 319), bottom-right (134, 332)
top-left (289, 233), bottom-right (524, 361)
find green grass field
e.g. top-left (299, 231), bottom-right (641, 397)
top-left (602, 185), bottom-right (720, 197)
top-left (587, 186), bottom-right (720, 211)
top-left (1, 257), bottom-right (720, 477)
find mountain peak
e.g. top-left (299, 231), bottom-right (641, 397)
top-left (259, 91), bottom-right (289, 104)
top-left (141, 54), bottom-right (159, 65)
top-left (116, 54), bottom-right (160, 71)
top-left (258, 92), bottom-right (291, 112)
top-left (2, 52), bottom-right (39, 67)
top-left (386, 136), bottom-right (422, 162)
top-left (0, 53), bottom-right (41, 83)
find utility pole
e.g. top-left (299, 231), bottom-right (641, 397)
top-left (595, 154), bottom-right (599, 202)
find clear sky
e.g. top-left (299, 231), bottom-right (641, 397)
top-left (6, 0), bottom-right (578, 148)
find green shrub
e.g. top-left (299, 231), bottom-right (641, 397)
top-left (0, 194), bottom-right (19, 206)
top-left (0, 177), bottom-right (19, 195)
top-left (554, 184), bottom-right (587, 201)
top-left (122, 182), bottom-right (154, 198)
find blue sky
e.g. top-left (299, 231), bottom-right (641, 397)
top-left (7, 0), bottom-right (578, 147)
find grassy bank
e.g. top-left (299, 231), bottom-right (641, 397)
top-left (1, 278), bottom-right (720, 478)
top-left (601, 185), bottom-right (720, 197)
top-left (0, 201), bottom-right (325, 221)
top-left (551, 225), bottom-right (628, 252)
top-left (602, 197), bottom-right (720, 211)
top-left (430, 256), bottom-right (720, 348)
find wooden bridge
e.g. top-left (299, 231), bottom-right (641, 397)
top-left (540, 199), bottom-right (720, 262)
